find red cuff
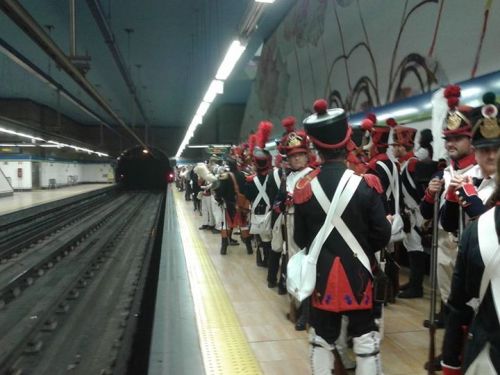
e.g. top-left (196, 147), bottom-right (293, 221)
top-left (442, 363), bottom-right (461, 375)
top-left (424, 188), bottom-right (435, 204)
top-left (446, 187), bottom-right (458, 202)
top-left (462, 183), bottom-right (477, 197)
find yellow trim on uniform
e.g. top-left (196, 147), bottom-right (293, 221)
top-left (174, 192), bottom-right (262, 375)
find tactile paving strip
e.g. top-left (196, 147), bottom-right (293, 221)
top-left (175, 195), bottom-right (262, 375)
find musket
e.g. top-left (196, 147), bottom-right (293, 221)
top-left (279, 162), bottom-right (289, 291)
top-left (424, 189), bottom-right (440, 374)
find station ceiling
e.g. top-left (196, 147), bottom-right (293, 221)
top-left (0, 0), bottom-right (293, 154)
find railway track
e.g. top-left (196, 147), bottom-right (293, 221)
top-left (0, 191), bottom-right (165, 374)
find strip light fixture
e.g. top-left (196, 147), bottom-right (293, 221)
top-left (0, 143), bottom-right (36, 147)
top-left (175, 40), bottom-right (247, 159)
top-left (215, 41), bottom-right (247, 81)
top-left (0, 126), bottom-right (109, 157)
top-left (203, 79), bottom-right (224, 103)
top-left (188, 144), bottom-right (232, 148)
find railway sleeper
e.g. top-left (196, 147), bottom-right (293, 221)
top-left (24, 338), bottom-right (43, 354)
top-left (56, 302), bottom-right (69, 314)
top-left (66, 289), bottom-right (80, 300)
top-left (42, 319), bottom-right (58, 332)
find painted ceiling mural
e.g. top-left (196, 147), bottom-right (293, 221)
top-left (241, 0), bottom-right (498, 137)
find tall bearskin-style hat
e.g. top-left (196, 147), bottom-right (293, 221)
top-left (253, 121), bottom-right (273, 172)
top-left (303, 99), bottom-right (352, 150)
top-left (389, 118), bottom-right (417, 147)
top-left (278, 116), bottom-right (309, 156)
top-left (471, 92), bottom-right (500, 148)
top-left (442, 84), bottom-right (473, 138)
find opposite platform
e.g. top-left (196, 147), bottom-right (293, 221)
top-left (0, 183), bottom-right (114, 216)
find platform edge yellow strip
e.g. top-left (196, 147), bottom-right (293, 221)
top-left (174, 191), bottom-right (262, 375)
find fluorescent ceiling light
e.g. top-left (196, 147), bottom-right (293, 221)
top-left (196, 101), bottom-right (211, 117)
top-left (0, 143), bottom-right (36, 147)
top-left (215, 40), bottom-right (247, 80)
top-left (203, 80), bottom-right (224, 103)
top-left (0, 125), bottom-right (107, 156)
top-left (175, 41), bottom-right (246, 158)
top-left (188, 144), bottom-right (232, 148)
top-left (0, 127), bottom-right (45, 142)
top-left (255, 0), bottom-right (275, 3)
top-left (192, 114), bottom-right (203, 127)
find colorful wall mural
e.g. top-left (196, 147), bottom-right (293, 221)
top-left (241, 0), bottom-right (500, 137)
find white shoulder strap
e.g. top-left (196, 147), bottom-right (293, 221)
top-left (377, 160), bottom-right (400, 213)
top-left (273, 168), bottom-right (281, 189)
top-left (401, 160), bottom-right (419, 209)
top-left (311, 173), bottom-right (372, 275)
top-left (403, 159), bottom-right (417, 190)
top-left (311, 178), bottom-right (330, 213)
top-left (307, 170), bottom-right (372, 275)
top-left (251, 175), bottom-right (270, 211)
top-left (478, 208), bottom-right (500, 323)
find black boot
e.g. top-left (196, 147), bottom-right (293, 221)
top-left (256, 243), bottom-right (265, 267)
top-left (267, 250), bottom-right (281, 288)
top-left (243, 237), bottom-right (253, 255)
top-left (399, 251), bottom-right (425, 299)
top-left (220, 238), bottom-right (228, 255)
top-left (262, 242), bottom-right (271, 267)
top-left (278, 270), bottom-right (287, 295)
top-left (295, 299), bottom-right (309, 331)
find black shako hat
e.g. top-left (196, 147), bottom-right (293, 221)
top-left (472, 92), bottom-right (500, 149)
top-left (303, 99), bottom-right (351, 150)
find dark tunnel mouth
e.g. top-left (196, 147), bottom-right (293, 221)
top-left (116, 146), bottom-right (172, 189)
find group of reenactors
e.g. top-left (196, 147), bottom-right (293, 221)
top-left (183, 84), bottom-right (499, 375)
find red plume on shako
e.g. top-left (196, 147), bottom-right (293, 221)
top-left (281, 116), bottom-right (296, 133)
top-left (256, 121), bottom-right (273, 149)
top-left (278, 115), bottom-right (309, 156)
top-left (253, 121), bottom-right (273, 172)
top-left (442, 84), bottom-right (474, 137)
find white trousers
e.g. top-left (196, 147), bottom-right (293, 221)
top-left (403, 209), bottom-right (424, 252)
top-left (437, 230), bottom-right (458, 302)
top-left (201, 195), bottom-right (214, 226)
top-left (211, 195), bottom-right (223, 230)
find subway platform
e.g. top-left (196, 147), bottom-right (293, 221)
top-left (150, 186), bottom-right (443, 375)
top-left (0, 183), bottom-right (115, 216)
